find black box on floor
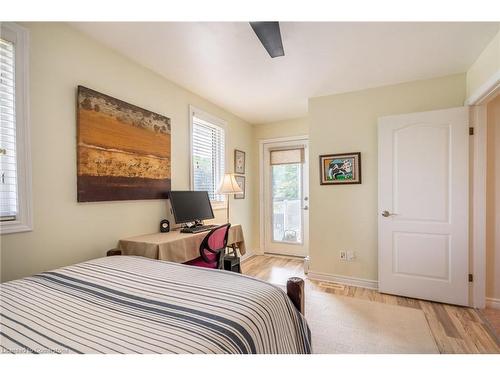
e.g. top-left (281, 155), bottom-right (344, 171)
top-left (223, 255), bottom-right (241, 273)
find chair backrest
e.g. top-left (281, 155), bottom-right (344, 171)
top-left (199, 223), bottom-right (231, 266)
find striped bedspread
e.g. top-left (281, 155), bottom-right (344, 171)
top-left (0, 256), bottom-right (311, 354)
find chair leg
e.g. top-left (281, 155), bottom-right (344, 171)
top-left (218, 252), bottom-right (225, 269)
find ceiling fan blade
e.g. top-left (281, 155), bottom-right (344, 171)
top-left (249, 22), bottom-right (284, 58)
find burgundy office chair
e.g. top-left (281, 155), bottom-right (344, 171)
top-left (183, 223), bottom-right (231, 269)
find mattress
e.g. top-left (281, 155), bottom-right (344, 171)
top-left (0, 256), bottom-right (311, 354)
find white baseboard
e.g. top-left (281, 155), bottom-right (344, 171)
top-left (486, 297), bottom-right (500, 309)
top-left (307, 271), bottom-right (379, 290)
top-left (240, 250), bottom-right (258, 263)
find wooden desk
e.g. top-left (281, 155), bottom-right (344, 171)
top-left (117, 224), bottom-right (246, 263)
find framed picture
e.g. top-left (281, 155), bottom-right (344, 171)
top-left (77, 86), bottom-right (171, 201)
top-left (234, 149), bottom-right (246, 174)
top-left (234, 175), bottom-right (245, 199)
top-left (319, 152), bottom-right (361, 185)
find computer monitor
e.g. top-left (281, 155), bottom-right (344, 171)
top-left (168, 191), bottom-right (215, 224)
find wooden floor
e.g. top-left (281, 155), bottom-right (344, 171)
top-left (480, 308), bottom-right (500, 337)
top-left (242, 255), bottom-right (500, 354)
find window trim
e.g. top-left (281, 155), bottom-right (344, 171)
top-left (0, 22), bottom-right (32, 234)
top-left (189, 105), bottom-right (228, 209)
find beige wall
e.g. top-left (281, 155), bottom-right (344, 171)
top-left (308, 74), bottom-right (466, 281)
top-left (0, 22), bottom-right (257, 282)
top-left (252, 117), bottom-right (308, 253)
top-left (253, 117), bottom-right (308, 140)
top-left (486, 94), bottom-right (500, 300)
top-left (466, 30), bottom-right (500, 100)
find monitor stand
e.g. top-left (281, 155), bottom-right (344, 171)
top-left (182, 220), bottom-right (203, 229)
top-left (180, 220), bottom-right (214, 234)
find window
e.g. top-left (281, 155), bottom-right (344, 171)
top-left (270, 148), bottom-right (305, 244)
top-left (190, 106), bottom-right (226, 204)
top-left (0, 23), bottom-right (32, 234)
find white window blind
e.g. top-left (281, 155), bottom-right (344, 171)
top-left (0, 37), bottom-right (17, 221)
top-left (270, 148), bottom-right (305, 165)
top-left (0, 22), bottom-right (31, 234)
top-left (191, 114), bottom-right (225, 202)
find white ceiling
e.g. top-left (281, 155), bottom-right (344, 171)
top-left (70, 22), bottom-right (499, 124)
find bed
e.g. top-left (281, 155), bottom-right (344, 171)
top-left (0, 255), bottom-right (311, 354)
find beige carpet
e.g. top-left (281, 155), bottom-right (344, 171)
top-left (305, 290), bottom-right (439, 354)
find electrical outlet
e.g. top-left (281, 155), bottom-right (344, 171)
top-left (347, 251), bottom-right (356, 261)
top-left (340, 251), bottom-right (347, 261)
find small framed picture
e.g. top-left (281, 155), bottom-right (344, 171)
top-left (234, 175), bottom-right (245, 199)
top-left (319, 152), bottom-right (361, 185)
top-left (234, 149), bottom-right (246, 174)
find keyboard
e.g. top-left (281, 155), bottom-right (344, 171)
top-left (180, 225), bottom-right (218, 234)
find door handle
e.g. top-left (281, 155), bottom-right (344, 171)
top-left (303, 205), bottom-right (309, 210)
top-left (381, 210), bottom-right (396, 217)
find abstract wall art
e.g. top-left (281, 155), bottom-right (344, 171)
top-left (77, 86), bottom-right (171, 202)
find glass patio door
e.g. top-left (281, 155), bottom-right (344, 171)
top-left (263, 139), bottom-right (309, 257)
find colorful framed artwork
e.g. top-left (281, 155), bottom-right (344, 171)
top-left (234, 149), bottom-right (246, 174)
top-left (234, 175), bottom-right (245, 199)
top-left (77, 86), bottom-right (171, 202)
top-left (319, 152), bottom-right (361, 185)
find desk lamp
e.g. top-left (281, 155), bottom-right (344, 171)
top-left (216, 173), bottom-right (243, 223)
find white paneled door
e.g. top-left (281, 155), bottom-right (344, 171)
top-left (378, 107), bottom-right (469, 306)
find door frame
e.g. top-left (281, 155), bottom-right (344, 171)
top-left (466, 73), bottom-right (500, 308)
top-left (259, 135), bottom-right (309, 256)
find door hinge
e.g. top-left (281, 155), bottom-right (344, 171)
top-left (469, 274), bottom-right (473, 282)
top-left (469, 127), bottom-right (474, 135)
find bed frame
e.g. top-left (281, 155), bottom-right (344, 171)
top-left (106, 249), bottom-right (305, 314)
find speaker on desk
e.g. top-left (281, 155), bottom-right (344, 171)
top-left (160, 219), bottom-right (170, 233)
